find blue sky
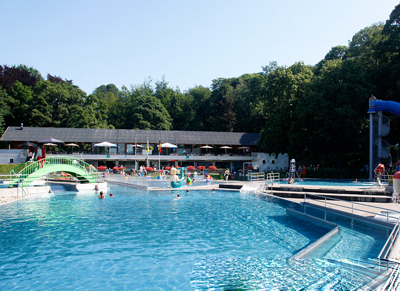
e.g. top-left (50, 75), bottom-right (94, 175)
top-left (1, 0), bottom-right (399, 94)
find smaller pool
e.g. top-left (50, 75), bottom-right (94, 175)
top-left (281, 179), bottom-right (378, 187)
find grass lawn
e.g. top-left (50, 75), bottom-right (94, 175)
top-left (0, 163), bottom-right (22, 175)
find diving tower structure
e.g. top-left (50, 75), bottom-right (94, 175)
top-left (368, 98), bottom-right (400, 179)
top-left (9, 156), bottom-right (98, 187)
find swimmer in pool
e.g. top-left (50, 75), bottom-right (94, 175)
top-left (97, 191), bottom-right (105, 199)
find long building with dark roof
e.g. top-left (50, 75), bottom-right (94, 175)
top-left (1, 126), bottom-right (288, 172)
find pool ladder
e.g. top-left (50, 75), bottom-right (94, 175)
top-left (264, 172), bottom-right (280, 194)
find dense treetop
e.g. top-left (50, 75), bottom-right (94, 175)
top-left (2, 4), bottom-right (400, 169)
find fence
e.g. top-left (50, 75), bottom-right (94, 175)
top-left (303, 192), bottom-right (400, 224)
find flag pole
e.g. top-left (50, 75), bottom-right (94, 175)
top-left (134, 136), bottom-right (137, 171)
top-left (158, 140), bottom-right (161, 172)
top-left (146, 139), bottom-right (149, 167)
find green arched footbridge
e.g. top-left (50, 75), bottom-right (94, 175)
top-left (10, 156), bottom-right (98, 187)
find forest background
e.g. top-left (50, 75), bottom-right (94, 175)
top-left (1, 5), bottom-right (400, 172)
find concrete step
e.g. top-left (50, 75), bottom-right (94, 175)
top-left (270, 190), bottom-right (393, 203)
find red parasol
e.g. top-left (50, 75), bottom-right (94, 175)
top-left (97, 166), bottom-right (106, 171)
top-left (188, 166), bottom-right (195, 170)
top-left (208, 166), bottom-right (217, 170)
top-left (165, 166), bottom-right (171, 170)
top-left (197, 166), bottom-right (205, 170)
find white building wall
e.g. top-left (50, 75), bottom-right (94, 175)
top-left (0, 149), bottom-right (25, 164)
top-left (252, 152), bottom-right (289, 172)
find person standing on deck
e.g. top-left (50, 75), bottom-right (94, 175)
top-left (374, 163), bottom-right (385, 187)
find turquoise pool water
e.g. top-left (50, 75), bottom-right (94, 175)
top-left (0, 185), bottom-right (389, 290)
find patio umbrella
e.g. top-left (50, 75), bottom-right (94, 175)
top-left (161, 143), bottom-right (177, 148)
top-left (94, 141), bottom-right (117, 155)
top-left (65, 143), bottom-right (79, 153)
top-left (220, 145), bottom-right (232, 154)
top-left (237, 146), bottom-right (250, 155)
top-left (43, 142), bottom-right (57, 153)
top-left (38, 137), bottom-right (64, 144)
top-left (18, 141), bottom-right (37, 147)
top-left (200, 145), bottom-right (213, 154)
top-left (94, 141), bottom-right (117, 147)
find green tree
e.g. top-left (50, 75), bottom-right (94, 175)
top-left (259, 62), bottom-right (313, 156)
top-left (126, 95), bottom-right (172, 130)
top-left (293, 59), bottom-right (370, 168)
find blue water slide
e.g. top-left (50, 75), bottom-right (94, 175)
top-left (368, 100), bottom-right (400, 116)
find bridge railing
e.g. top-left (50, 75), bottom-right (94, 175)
top-left (9, 156), bottom-right (98, 184)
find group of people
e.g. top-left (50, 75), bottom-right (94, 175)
top-left (97, 191), bottom-right (114, 199)
top-left (26, 145), bottom-right (46, 163)
top-left (297, 165), bottom-right (307, 178)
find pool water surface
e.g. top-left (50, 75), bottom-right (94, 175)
top-left (0, 184), bottom-right (389, 290)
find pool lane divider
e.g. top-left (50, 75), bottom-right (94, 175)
top-left (287, 208), bottom-right (341, 260)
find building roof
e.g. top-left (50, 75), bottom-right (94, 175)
top-left (1, 126), bottom-right (260, 146)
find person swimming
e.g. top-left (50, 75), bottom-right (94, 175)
top-left (97, 191), bottom-right (105, 199)
top-left (109, 193), bottom-right (114, 197)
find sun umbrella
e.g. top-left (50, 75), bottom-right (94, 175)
top-left (161, 143), bottom-right (177, 148)
top-left (97, 166), bottom-right (106, 171)
top-left (188, 166), bottom-right (195, 170)
top-left (220, 145), bottom-right (232, 154)
top-left (43, 142), bottom-right (57, 153)
top-left (238, 146), bottom-right (250, 155)
top-left (38, 137), bottom-right (64, 144)
top-left (19, 141), bottom-right (37, 147)
top-left (94, 141), bottom-right (117, 147)
top-left (200, 145), bottom-right (213, 154)
top-left (65, 143), bottom-right (79, 153)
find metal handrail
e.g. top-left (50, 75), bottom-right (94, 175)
top-left (303, 192), bottom-right (400, 223)
top-left (9, 156), bottom-right (97, 186)
top-left (379, 221), bottom-right (400, 260)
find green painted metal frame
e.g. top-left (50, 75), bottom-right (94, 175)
top-left (10, 156), bottom-right (98, 187)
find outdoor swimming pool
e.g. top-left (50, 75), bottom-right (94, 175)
top-left (0, 184), bottom-right (389, 290)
